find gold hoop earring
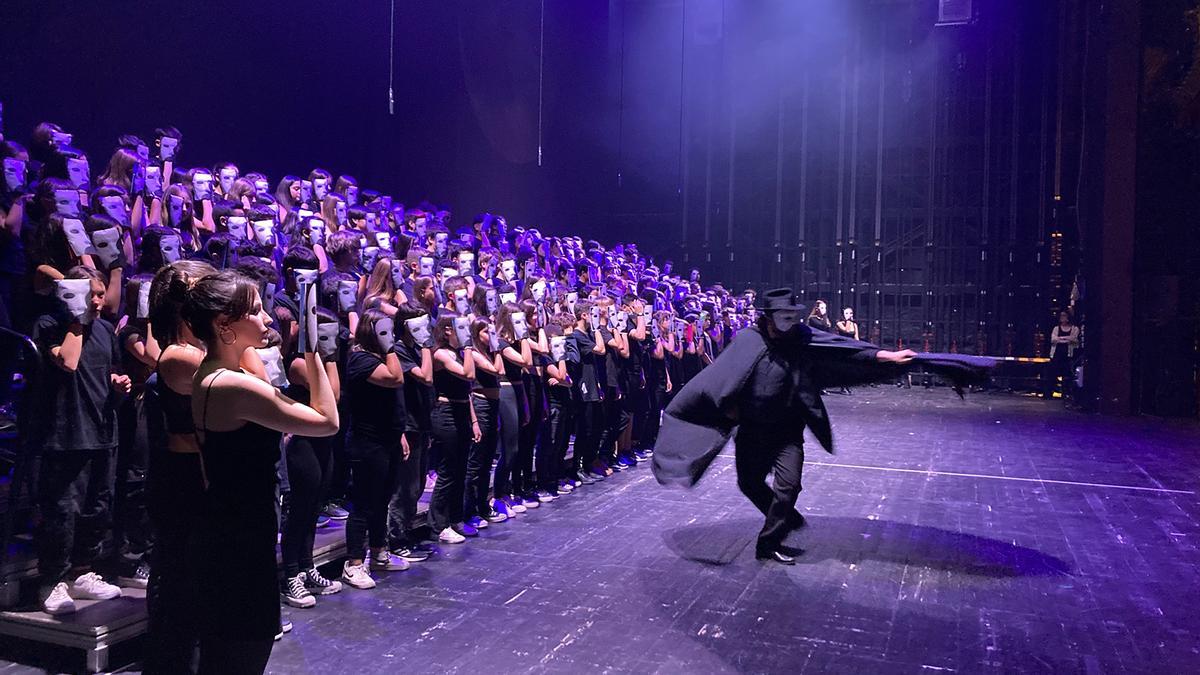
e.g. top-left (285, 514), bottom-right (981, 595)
top-left (218, 326), bottom-right (236, 346)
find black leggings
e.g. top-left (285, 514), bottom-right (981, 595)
top-left (388, 430), bottom-right (429, 549)
top-left (573, 400), bottom-right (603, 473)
top-left (197, 637), bottom-right (273, 675)
top-left (538, 396), bottom-right (572, 491)
top-left (429, 401), bottom-right (473, 531)
top-left (145, 451), bottom-right (204, 675)
top-left (492, 384), bottom-right (526, 497)
top-left (465, 396), bottom-right (499, 519)
top-left (517, 378), bottom-right (545, 492)
top-left (280, 436), bottom-right (332, 576)
top-left (345, 436), bottom-right (403, 559)
top-left (600, 389), bottom-right (632, 463)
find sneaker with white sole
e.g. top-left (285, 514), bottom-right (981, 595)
top-left (521, 494), bottom-right (540, 508)
top-left (282, 574), bottom-right (316, 608)
top-left (505, 497), bottom-right (528, 514)
top-left (117, 561), bottom-right (150, 589)
top-left (304, 568), bottom-right (343, 595)
top-left (391, 546), bottom-right (431, 562)
top-left (535, 490), bottom-right (557, 503)
top-left (341, 561), bottom-right (376, 589)
top-left (466, 515), bottom-right (489, 529)
top-left (557, 480), bottom-right (575, 492)
top-left (438, 527), bottom-right (467, 544)
top-left (72, 572), bottom-right (121, 600)
top-left (371, 550), bottom-right (410, 572)
top-left (485, 508), bottom-right (508, 523)
top-left (42, 583), bottom-right (75, 615)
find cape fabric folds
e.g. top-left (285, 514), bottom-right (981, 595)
top-left (651, 326), bottom-right (995, 488)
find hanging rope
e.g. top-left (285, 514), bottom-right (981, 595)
top-left (388, 0), bottom-right (396, 115)
top-left (537, 0), bottom-right (546, 166)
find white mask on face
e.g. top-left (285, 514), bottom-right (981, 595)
top-left (159, 234), bottom-right (181, 264)
top-left (453, 289), bottom-right (470, 315)
top-left (54, 189), bottom-right (81, 217)
top-left (550, 336), bottom-right (567, 361)
top-left (63, 218), bottom-right (94, 257)
top-left (100, 195), bottom-right (128, 227)
top-left (293, 269), bottom-right (319, 299)
top-left (90, 227), bottom-right (122, 268)
top-left (566, 292), bottom-right (578, 314)
top-left (313, 177), bottom-right (328, 201)
top-left (414, 218), bottom-right (427, 239)
top-left (136, 144), bottom-right (150, 163)
top-left (454, 316), bottom-right (473, 348)
top-left (500, 291), bottom-right (517, 305)
top-left (419, 257), bottom-right (435, 277)
top-left (252, 220), bottom-right (275, 246)
top-left (615, 311), bottom-right (628, 332)
top-left (257, 346), bottom-right (290, 387)
top-left (485, 289), bottom-right (498, 314)
top-left (389, 261), bottom-right (405, 289)
top-left (500, 260), bottom-right (516, 281)
top-left (2, 158), bottom-right (25, 192)
top-left (336, 279), bottom-right (357, 314)
top-left (406, 314), bottom-right (432, 347)
top-left (158, 136), bottom-right (179, 161)
top-left (361, 246), bottom-right (381, 271)
top-left (254, 178), bottom-right (270, 195)
top-left (434, 232), bottom-right (448, 257)
top-left (365, 212), bottom-right (377, 230)
top-left (297, 282), bottom-right (319, 353)
top-left (442, 268), bottom-right (459, 280)
top-left (306, 218), bottom-right (326, 245)
top-left (458, 253), bottom-right (474, 277)
top-left (375, 317), bottom-right (395, 353)
top-left (335, 202), bottom-right (348, 227)
top-left (771, 310), bottom-right (804, 333)
top-left (191, 171), bottom-right (213, 201)
top-left (135, 281), bottom-right (152, 319)
top-left (219, 167), bottom-right (237, 193)
top-left (66, 158), bottom-right (90, 189)
top-left (226, 216), bottom-right (248, 240)
top-left (55, 279), bottom-right (93, 324)
top-left (375, 231), bottom-right (391, 251)
top-left (298, 208), bottom-right (315, 220)
top-left (511, 311), bottom-right (528, 341)
top-left (316, 322), bottom-right (340, 359)
top-left (300, 180), bottom-right (313, 203)
top-left (531, 281), bottom-right (546, 302)
top-left (346, 185), bottom-right (359, 205)
top-left (168, 195), bottom-right (185, 226)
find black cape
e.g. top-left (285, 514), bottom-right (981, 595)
top-left (651, 326), bottom-right (995, 488)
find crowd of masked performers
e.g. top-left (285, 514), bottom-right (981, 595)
top-left (0, 121), bottom-right (801, 671)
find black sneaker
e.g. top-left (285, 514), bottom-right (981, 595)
top-left (282, 574), bottom-right (315, 608)
top-left (275, 616), bottom-right (294, 641)
top-left (391, 546), bottom-right (432, 563)
top-left (117, 561), bottom-right (150, 589)
top-left (304, 567), bottom-right (344, 595)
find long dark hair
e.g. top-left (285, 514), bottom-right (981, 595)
top-left (181, 270), bottom-right (259, 344)
top-left (149, 260), bottom-right (217, 346)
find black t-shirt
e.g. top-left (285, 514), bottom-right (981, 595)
top-left (498, 339), bottom-right (525, 383)
top-left (569, 329), bottom-right (602, 402)
top-left (32, 314), bottom-right (121, 452)
top-left (345, 350), bottom-right (406, 446)
top-left (395, 341), bottom-right (433, 432)
top-left (600, 327), bottom-right (624, 392)
top-left (625, 330), bottom-right (646, 391)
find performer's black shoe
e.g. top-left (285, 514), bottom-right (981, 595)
top-left (788, 511), bottom-right (808, 530)
top-left (755, 548), bottom-right (797, 565)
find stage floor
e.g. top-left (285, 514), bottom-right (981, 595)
top-left (263, 387), bottom-right (1200, 674)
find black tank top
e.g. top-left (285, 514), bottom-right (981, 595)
top-left (474, 353), bottom-right (500, 389)
top-left (198, 369), bottom-right (282, 512)
top-left (154, 372), bottom-right (195, 435)
top-left (433, 355), bottom-right (472, 400)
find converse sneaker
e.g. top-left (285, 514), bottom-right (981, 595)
top-left (438, 527), bottom-right (467, 544)
top-left (304, 567), bottom-right (343, 595)
top-left (117, 561), bottom-right (150, 589)
top-left (520, 494), bottom-right (540, 508)
top-left (341, 561), bottom-right (376, 589)
top-left (391, 546), bottom-right (431, 562)
top-left (505, 496), bottom-right (528, 514)
top-left (322, 501), bottom-right (349, 520)
top-left (466, 515), bottom-right (489, 530)
top-left (485, 508), bottom-right (508, 523)
top-left (275, 616), bottom-right (294, 641)
top-left (557, 480), bottom-right (575, 492)
top-left (492, 499), bottom-right (514, 519)
top-left (42, 583), bottom-right (75, 615)
top-left (282, 574), bottom-right (316, 608)
top-left (535, 490), bottom-right (557, 503)
top-left (371, 550), bottom-right (410, 572)
top-left (72, 572), bottom-right (121, 600)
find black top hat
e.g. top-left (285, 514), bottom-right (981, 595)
top-left (759, 288), bottom-right (808, 314)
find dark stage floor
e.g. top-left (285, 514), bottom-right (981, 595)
top-left (263, 388), bottom-right (1200, 674)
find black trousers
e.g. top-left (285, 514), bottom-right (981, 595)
top-left (388, 430), bottom-right (429, 548)
top-left (36, 448), bottom-right (116, 584)
top-left (428, 401), bottom-right (472, 531)
top-left (196, 637), bottom-right (273, 675)
top-left (599, 388), bottom-right (632, 463)
top-left (1044, 351), bottom-right (1074, 398)
top-left (733, 429), bottom-right (805, 552)
top-left (345, 436), bottom-right (403, 558)
top-left (145, 451), bottom-right (205, 675)
top-left (538, 396), bottom-right (573, 490)
top-left (465, 396), bottom-right (499, 519)
top-left (643, 384), bottom-right (667, 450)
top-left (114, 393), bottom-right (152, 570)
top-left (517, 380), bottom-right (545, 492)
top-left (492, 384), bottom-right (527, 497)
top-left (625, 384), bottom-right (649, 451)
top-left (573, 399), bottom-right (603, 473)
top-left (280, 435), bottom-right (332, 576)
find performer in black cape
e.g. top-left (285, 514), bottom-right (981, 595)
top-left (652, 288), bottom-right (995, 565)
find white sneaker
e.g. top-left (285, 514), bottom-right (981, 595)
top-left (72, 572), bottom-right (122, 600)
top-left (438, 527), bottom-right (466, 544)
top-left (42, 583), bottom-right (76, 615)
top-left (370, 550), bottom-right (410, 572)
top-left (341, 561), bottom-right (376, 590)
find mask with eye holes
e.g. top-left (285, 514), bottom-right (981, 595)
top-left (550, 336), bottom-right (567, 361)
top-left (90, 227), bottom-right (122, 268)
top-left (62, 218), bottom-right (93, 257)
top-left (66, 157), bottom-right (90, 190)
top-left (500, 260), bottom-right (516, 281)
top-left (191, 172), bottom-right (213, 201)
top-left (219, 167), bottom-right (237, 194)
top-left (335, 201), bottom-right (348, 227)
top-left (252, 220), bottom-right (274, 246)
top-left (145, 166), bottom-right (162, 197)
top-left (313, 177), bottom-right (328, 201)
top-left (159, 234), bottom-right (182, 264)
top-left (365, 212), bottom-right (377, 230)
top-left (531, 280), bottom-right (546, 302)
top-left (158, 135), bottom-right (179, 161)
top-left (419, 257), bottom-right (435, 277)
top-left (299, 180), bottom-right (313, 203)
top-left (511, 311), bottom-right (528, 341)
top-left (3, 158), bottom-right (26, 192)
top-left (55, 278), bottom-right (93, 324)
top-left (257, 346), bottom-right (290, 388)
top-left (345, 185), bottom-right (359, 205)
top-left (485, 289), bottom-right (498, 315)
top-left (306, 218), bottom-right (326, 245)
top-left (458, 253), bottom-right (474, 277)
top-left (54, 189), bottom-right (81, 217)
top-left (452, 289), bottom-right (470, 315)
top-left (316, 322), bottom-right (340, 360)
top-left (167, 195), bottom-right (185, 226)
top-left (226, 216), bottom-right (248, 240)
top-left (405, 315), bottom-right (432, 348)
top-left (375, 231), bottom-right (391, 251)
top-left (254, 178), bottom-right (270, 195)
top-left (293, 269), bottom-right (319, 301)
top-left (373, 317), bottom-right (395, 353)
top-left (336, 279), bottom-right (357, 314)
top-left (361, 246), bottom-right (381, 271)
top-left (453, 316), bottom-right (473, 348)
top-left (100, 195), bottom-right (128, 227)
top-left (434, 232), bottom-right (448, 257)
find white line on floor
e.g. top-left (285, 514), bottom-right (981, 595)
top-left (714, 455), bottom-right (1194, 494)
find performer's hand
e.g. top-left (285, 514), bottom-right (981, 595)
top-left (877, 349), bottom-right (917, 364)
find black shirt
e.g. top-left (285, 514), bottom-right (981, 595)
top-left (395, 340), bottom-right (433, 432)
top-left (600, 327), bottom-right (624, 392)
top-left (345, 350), bottom-right (406, 447)
top-left (32, 314), bottom-right (121, 452)
top-left (569, 329), bottom-right (602, 402)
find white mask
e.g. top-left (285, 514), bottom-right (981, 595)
top-left (346, 185), bottom-right (359, 205)
top-left (293, 269), bottom-right (319, 298)
top-left (2, 158), bottom-right (25, 192)
top-left (297, 282), bottom-right (319, 353)
top-left (375, 231), bottom-right (392, 251)
top-left (550, 336), bottom-right (566, 361)
top-left (90, 227), bottom-right (122, 268)
top-left (99, 195), bottom-right (128, 227)
top-left (453, 316), bottom-right (473, 348)
top-left (389, 261), bottom-right (405, 289)
top-left (316, 322), bottom-right (340, 359)
top-left (159, 234), bottom-right (181, 264)
top-left (135, 281), bottom-right (152, 319)
top-left (531, 280), bottom-right (546, 302)
top-left (158, 135), bottom-right (179, 161)
top-left (405, 315), bottom-right (432, 347)
top-left (55, 279), bottom-right (93, 324)
top-left (375, 317), bottom-right (395, 353)
top-left (442, 267), bottom-right (459, 280)
top-left (453, 289), bottom-right (470, 315)
top-left (336, 279), bottom-right (357, 314)
top-left (500, 292), bottom-right (517, 305)
top-left (771, 310), bottom-right (804, 333)
top-left (313, 177), bottom-right (328, 201)
top-left (361, 246), bottom-right (381, 271)
top-left (306, 218), bottom-right (326, 245)
top-left (226, 216), bottom-right (248, 240)
top-left (63, 218), bottom-right (94, 257)
top-left (254, 178), bottom-right (270, 195)
top-left (434, 232), bottom-right (448, 256)
top-left (66, 157), bottom-right (90, 189)
top-left (458, 253), bottom-right (474, 276)
top-left (54, 189), bottom-right (81, 217)
top-left (219, 167), bottom-right (237, 193)
top-left (335, 201), bottom-right (348, 227)
top-left (252, 220), bottom-right (274, 246)
top-left (500, 260), bottom-right (516, 280)
top-left (511, 311), bottom-right (528, 341)
top-left (257, 346), bottom-right (290, 388)
top-left (419, 256), bottom-right (435, 277)
top-left (191, 171), bottom-right (213, 201)
top-left (566, 292), bottom-right (578, 314)
top-left (485, 289), bottom-right (498, 314)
